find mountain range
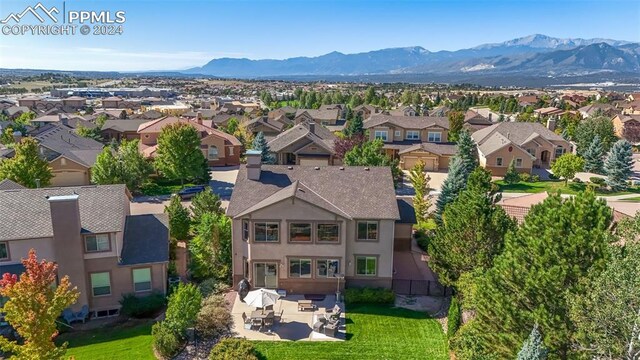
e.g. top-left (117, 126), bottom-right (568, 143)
top-left (185, 34), bottom-right (640, 79)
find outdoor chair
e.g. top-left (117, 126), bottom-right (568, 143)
top-left (242, 312), bottom-right (252, 330)
top-left (263, 317), bottom-right (274, 332)
top-left (251, 317), bottom-right (263, 330)
top-left (63, 305), bottom-right (89, 324)
top-left (265, 304), bottom-right (274, 311)
top-left (275, 309), bottom-right (284, 323)
top-left (313, 320), bottom-right (324, 332)
top-left (328, 305), bottom-right (342, 321)
top-left (324, 320), bottom-right (338, 337)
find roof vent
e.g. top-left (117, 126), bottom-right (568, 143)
top-left (364, 167), bottom-right (370, 171)
top-left (314, 166), bottom-right (320, 170)
top-left (287, 166), bottom-right (293, 170)
top-left (339, 167), bottom-right (345, 170)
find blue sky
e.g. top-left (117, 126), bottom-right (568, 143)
top-left (0, 0), bottom-right (638, 71)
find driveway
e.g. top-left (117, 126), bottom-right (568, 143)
top-left (396, 170), bottom-right (448, 196)
top-left (130, 166), bottom-right (239, 215)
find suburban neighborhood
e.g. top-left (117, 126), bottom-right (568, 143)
top-left (1, 1), bottom-right (639, 359)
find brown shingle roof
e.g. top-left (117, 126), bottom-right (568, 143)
top-left (268, 122), bottom-right (336, 153)
top-left (364, 114), bottom-right (449, 130)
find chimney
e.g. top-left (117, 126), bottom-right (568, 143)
top-left (547, 118), bottom-right (557, 131)
top-left (246, 149), bottom-right (262, 181)
top-left (308, 122), bottom-right (315, 134)
top-left (59, 114), bottom-right (69, 127)
top-left (488, 113), bottom-right (492, 121)
top-left (196, 111), bottom-right (203, 125)
top-left (12, 130), bottom-right (22, 143)
top-left (48, 194), bottom-right (89, 311)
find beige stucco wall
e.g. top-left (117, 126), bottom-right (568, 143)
top-left (49, 156), bottom-right (91, 186)
top-left (482, 144), bottom-right (533, 176)
top-left (2, 237), bottom-right (55, 265)
top-left (369, 125), bottom-right (449, 143)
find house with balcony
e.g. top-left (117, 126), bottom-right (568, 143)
top-left (227, 151), bottom-right (400, 294)
top-left (0, 184), bottom-right (169, 318)
top-left (363, 114), bottom-right (456, 171)
top-left (267, 122), bottom-right (339, 166)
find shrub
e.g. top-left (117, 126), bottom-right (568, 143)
top-left (530, 175), bottom-right (540, 183)
top-left (196, 303), bottom-right (233, 338)
top-left (202, 294), bottom-right (228, 308)
top-left (447, 297), bottom-right (461, 339)
top-left (120, 292), bottom-right (166, 318)
top-left (572, 177), bottom-right (582, 183)
top-left (518, 173), bottom-right (531, 182)
top-left (449, 321), bottom-right (496, 360)
top-left (152, 321), bottom-right (181, 358)
top-left (209, 338), bottom-right (258, 360)
top-left (344, 287), bottom-right (395, 305)
top-left (590, 177), bottom-right (606, 186)
top-left (165, 283), bottom-right (202, 337)
top-left (199, 278), bottom-right (231, 298)
top-left (415, 228), bottom-right (431, 252)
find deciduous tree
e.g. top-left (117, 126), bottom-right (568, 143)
top-left (333, 134), bottom-right (366, 160)
top-left (343, 139), bottom-right (401, 183)
top-left (0, 137), bottom-right (52, 188)
top-left (604, 139), bottom-right (634, 191)
top-left (190, 188), bottom-right (223, 224)
top-left (448, 111), bottom-right (465, 142)
top-left (154, 122), bottom-right (209, 185)
top-left (551, 153), bottom-right (584, 185)
top-left (574, 115), bottom-right (616, 155)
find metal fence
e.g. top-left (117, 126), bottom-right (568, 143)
top-left (392, 279), bottom-right (452, 297)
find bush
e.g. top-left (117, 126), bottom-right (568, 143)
top-left (165, 283), bottom-right (202, 337)
top-left (344, 287), bottom-right (395, 305)
top-left (209, 338), bottom-right (258, 360)
top-left (449, 321), bottom-right (496, 360)
top-left (199, 278), bottom-right (231, 298)
top-left (152, 321), bottom-right (182, 358)
top-left (202, 294), bottom-right (228, 308)
top-left (530, 175), bottom-right (540, 182)
top-left (120, 292), bottom-right (166, 318)
top-left (196, 302), bottom-right (233, 338)
top-left (518, 173), bottom-right (531, 182)
top-left (572, 177), bottom-right (582, 183)
top-left (415, 228), bottom-right (431, 252)
top-left (590, 177), bottom-right (606, 186)
top-left (447, 297), bottom-right (461, 339)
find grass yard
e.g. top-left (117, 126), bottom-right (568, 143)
top-left (57, 321), bottom-right (155, 360)
top-left (495, 180), bottom-right (640, 196)
top-left (253, 304), bottom-right (448, 360)
top-left (621, 196), bottom-right (640, 202)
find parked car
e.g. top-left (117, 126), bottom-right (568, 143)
top-left (177, 185), bottom-right (206, 200)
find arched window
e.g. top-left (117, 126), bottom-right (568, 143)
top-left (208, 145), bottom-right (219, 160)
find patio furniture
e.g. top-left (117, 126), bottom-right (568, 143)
top-left (324, 320), bottom-right (338, 337)
top-left (298, 299), bottom-right (317, 311)
top-left (242, 312), bottom-right (252, 330)
top-left (263, 317), bottom-right (274, 332)
top-left (251, 317), bottom-right (263, 330)
top-left (317, 314), bottom-right (327, 324)
top-left (264, 304), bottom-right (274, 311)
top-left (244, 288), bottom-right (281, 309)
top-left (313, 320), bottom-right (324, 332)
top-left (62, 305), bottom-right (89, 324)
top-left (328, 304), bottom-right (342, 321)
top-left (275, 309), bottom-right (284, 323)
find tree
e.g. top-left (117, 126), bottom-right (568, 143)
top-left (0, 137), bottom-right (52, 188)
top-left (333, 134), bottom-right (366, 160)
top-left (551, 153), bottom-right (584, 185)
top-left (189, 212), bottom-right (232, 281)
top-left (448, 111), bottom-right (465, 142)
top-left (344, 114), bottom-right (364, 137)
top-left (0, 249), bottom-right (79, 359)
top-left (503, 159), bottom-right (520, 184)
top-left (165, 195), bottom-right (191, 241)
top-left (455, 130), bottom-right (478, 177)
top-left (517, 324), bottom-right (548, 360)
top-left (434, 156), bottom-right (467, 222)
top-left (251, 131), bottom-right (276, 164)
top-left (343, 139), bottom-right (401, 183)
top-left (163, 282), bottom-right (202, 337)
top-left (472, 191), bottom-right (611, 358)
top-left (574, 115), bottom-right (616, 155)
top-left (429, 167), bottom-right (515, 285)
top-left (582, 135), bottom-right (604, 174)
top-left (91, 140), bottom-right (153, 192)
top-left (154, 122), bottom-right (209, 185)
top-left (569, 241), bottom-right (640, 359)
top-left (408, 160), bottom-right (431, 224)
top-left (190, 188), bottom-right (223, 224)
top-left (604, 139), bottom-right (634, 191)
top-left (91, 147), bottom-right (120, 185)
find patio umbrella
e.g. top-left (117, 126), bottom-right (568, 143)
top-left (244, 288), bottom-right (281, 308)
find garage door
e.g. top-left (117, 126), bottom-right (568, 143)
top-left (299, 158), bottom-right (329, 166)
top-left (403, 157), bottom-right (436, 171)
top-left (51, 171), bottom-right (86, 187)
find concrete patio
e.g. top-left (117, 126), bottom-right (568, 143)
top-left (230, 293), bottom-right (345, 341)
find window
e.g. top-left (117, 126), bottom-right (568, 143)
top-left (317, 259), bottom-right (339, 278)
top-left (357, 221), bottom-right (378, 241)
top-left (527, 148), bottom-right (536, 157)
top-left (555, 146), bottom-right (565, 158)
top-left (515, 158), bottom-right (523, 167)
top-left (289, 258), bottom-right (311, 278)
top-left (289, 223), bottom-right (311, 242)
top-left (496, 157), bottom-right (503, 166)
top-left (317, 223), bottom-right (339, 242)
top-left (0, 242), bottom-right (8, 260)
top-left (394, 130), bottom-right (401, 137)
top-left (374, 130), bottom-right (388, 141)
top-left (229, 146), bottom-right (234, 156)
top-left (427, 132), bottom-right (441, 142)
top-left (85, 234), bottom-right (110, 253)
top-left (254, 222), bottom-right (279, 242)
top-left (60, 158), bottom-right (66, 166)
top-left (242, 220), bottom-right (249, 241)
top-left (91, 272), bottom-right (111, 297)
top-left (406, 130), bottom-right (420, 140)
top-left (208, 145), bottom-right (219, 160)
top-left (133, 268), bottom-right (152, 292)
top-left (355, 256), bottom-right (377, 276)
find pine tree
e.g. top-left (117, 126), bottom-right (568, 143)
top-left (408, 160), bottom-right (431, 223)
top-left (164, 195), bottom-right (191, 241)
top-left (345, 114), bottom-right (364, 137)
top-left (435, 156), bottom-right (467, 222)
top-left (455, 130), bottom-right (478, 178)
top-left (583, 135), bottom-right (604, 174)
top-left (190, 188), bottom-right (223, 224)
top-left (252, 131), bottom-right (276, 164)
top-left (504, 159), bottom-right (520, 184)
top-left (517, 324), bottom-right (548, 360)
top-left (604, 139), bottom-right (633, 191)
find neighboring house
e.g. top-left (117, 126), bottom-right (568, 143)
top-left (183, 109), bottom-right (218, 119)
top-left (1, 124), bottom-right (104, 187)
top-left (101, 97), bottom-right (142, 110)
top-left (353, 104), bottom-right (381, 120)
top-left (268, 122), bottom-right (338, 166)
top-left (578, 103), bottom-right (618, 118)
top-left (388, 106), bottom-right (417, 117)
top-left (18, 96), bottom-right (86, 112)
top-left (533, 107), bottom-right (565, 118)
top-left (3, 106), bottom-right (31, 120)
top-left (31, 114), bottom-right (97, 130)
top-left (0, 184), bottom-right (169, 317)
top-left (101, 119), bottom-right (151, 142)
top-left (471, 122), bottom-right (571, 176)
top-left (294, 109), bottom-right (343, 131)
top-left (137, 116), bottom-right (241, 167)
top-left (394, 198), bottom-right (417, 251)
top-left (621, 101), bottom-right (640, 115)
top-left (242, 116), bottom-right (285, 140)
top-left (464, 110), bottom-right (493, 132)
top-left (612, 114), bottom-right (640, 143)
top-left (227, 151), bottom-right (400, 294)
top-left (363, 114), bottom-right (453, 170)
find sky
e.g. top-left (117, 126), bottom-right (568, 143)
top-left (0, 0), bottom-right (638, 71)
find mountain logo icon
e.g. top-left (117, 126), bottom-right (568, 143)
top-left (1, 2), bottom-right (60, 24)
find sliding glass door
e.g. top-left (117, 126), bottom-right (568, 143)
top-left (254, 263), bottom-right (278, 289)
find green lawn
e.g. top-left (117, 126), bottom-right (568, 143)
top-left (621, 196), bottom-right (640, 202)
top-left (495, 180), bottom-right (640, 196)
top-left (58, 321), bottom-right (155, 360)
top-left (253, 304), bottom-right (448, 360)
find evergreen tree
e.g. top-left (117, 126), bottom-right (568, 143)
top-left (251, 131), bottom-right (276, 164)
top-left (472, 191), bottom-right (611, 358)
top-left (574, 115), bottom-right (617, 155)
top-left (408, 160), bottom-right (431, 224)
top-left (435, 156), bottom-right (467, 222)
top-left (0, 137), bottom-right (52, 188)
top-left (345, 114), bottom-right (364, 137)
top-left (455, 130), bottom-right (478, 177)
top-left (164, 195), bottom-right (191, 241)
top-left (190, 188), bottom-right (223, 224)
top-left (582, 135), bottom-right (604, 174)
top-left (604, 139), bottom-right (633, 191)
top-left (517, 324), bottom-right (548, 360)
top-left (503, 159), bottom-right (520, 184)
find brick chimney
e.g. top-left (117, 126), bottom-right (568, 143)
top-left (246, 150), bottom-right (262, 181)
top-left (48, 194), bottom-right (89, 311)
top-left (547, 118), bottom-right (557, 131)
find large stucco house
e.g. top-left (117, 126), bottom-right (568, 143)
top-left (227, 151), bottom-right (400, 294)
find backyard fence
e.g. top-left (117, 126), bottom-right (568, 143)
top-left (392, 279), bottom-right (452, 297)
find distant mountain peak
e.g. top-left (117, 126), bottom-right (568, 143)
top-left (474, 34), bottom-right (632, 50)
